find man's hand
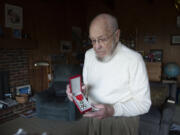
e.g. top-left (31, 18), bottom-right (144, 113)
top-left (83, 104), bottom-right (114, 119)
top-left (66, 84), bottom-right (73, 101)
top-left (66, 84), bottom-right (87, 101)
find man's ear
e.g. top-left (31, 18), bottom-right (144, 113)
top-left (115, 29), bottom-right (120, 43)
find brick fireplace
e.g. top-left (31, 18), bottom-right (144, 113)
top-left (0, 48), bottom-right (32, 94)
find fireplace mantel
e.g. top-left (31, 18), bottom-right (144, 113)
top-left (0, 38), bottom-right (38, 49)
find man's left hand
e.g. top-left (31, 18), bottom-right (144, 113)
top-left (83, 104), bottom-right (114, 119)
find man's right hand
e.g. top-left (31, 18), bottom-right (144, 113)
top-left (66, 84), bottom-right (87, 101)
top-left (66, 84), bottom-right (73, 101)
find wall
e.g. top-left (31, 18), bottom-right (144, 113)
top-left (114, 0), bottom-right (180, 81)
top-left (113, 0), bottom-right (180, 61)
top-left (0, 48), bottom-right (32, 93)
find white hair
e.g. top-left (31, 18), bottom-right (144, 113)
top-left (90, 13), bottom-right (119, 32)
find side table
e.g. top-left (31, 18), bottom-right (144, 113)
top-left (162, 80), bottom-right (177, 99)
top-left (0, 101), bottom-right (35, 124)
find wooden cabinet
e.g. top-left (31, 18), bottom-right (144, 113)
top-left (29, 56), bottom-right (52, 93)
top-left (145, 62), bottom-right (162, 82)
top-left (31, 66), bottom-right (49, 92)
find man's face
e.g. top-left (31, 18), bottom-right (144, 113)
top-left (89, 22), bottom-right (119, 62)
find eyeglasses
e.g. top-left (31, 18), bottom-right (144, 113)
top-left (90, 30), bottom-right (117, 45)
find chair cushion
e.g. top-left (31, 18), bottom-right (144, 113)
top-left (150, 82), bottom-right (168, 107)
top-left (36, 100), bottom-right (75, 121)
top-left (140, 106), bottom-right (161, 124)
top-left (53, 64), bottom-right (81, 82)
top-left (53, 81), bottom-right (67, 96)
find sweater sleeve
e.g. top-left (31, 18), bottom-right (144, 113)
top-left (113, 55), bottom-right (151, 116)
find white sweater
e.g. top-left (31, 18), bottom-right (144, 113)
top-left (83, 42), bottom-right (151, 116)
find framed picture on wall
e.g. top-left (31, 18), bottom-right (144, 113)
top-left (144, 35), bottom-right (157, 44)
top-left (60, 40), bottom-right (72, 53)
top-left (150, 49), bottom-right (163, 62)
top-left (5, 4), bottom-right (23, 29)
top-left (12, 29), bottom-right (22, 39)
top-left (171, 35), bottom-right (180, 45)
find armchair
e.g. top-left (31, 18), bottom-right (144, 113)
top-left (35, 64), bottom-right (82, 121)
top-left (139, 82), bottom-right (175, 135)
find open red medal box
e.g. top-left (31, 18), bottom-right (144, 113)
top-left (69, 75), bottom-right (92, 113)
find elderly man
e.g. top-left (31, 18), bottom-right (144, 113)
top-left (66, 13), bottom-right (151, 135)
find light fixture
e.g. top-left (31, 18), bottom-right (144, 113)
top-left (34, 62), bottom-right (49, 67)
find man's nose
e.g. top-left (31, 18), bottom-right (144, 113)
top-left (94, 41), bottom-right (102, 50)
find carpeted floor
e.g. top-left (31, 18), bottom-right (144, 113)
top-left (0, 116), bottom-right (84, 135)
top-left (1, 116), bottom-right (180, 135)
